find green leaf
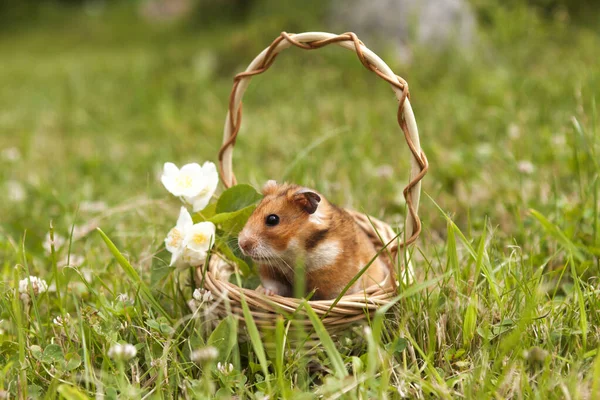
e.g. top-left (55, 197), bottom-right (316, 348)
top-left (65, 353), bottom-right (82, 371)
top-left (57, 384), bottom-right (91, 400)
top-left (207, 316), bottom-right (237, 361)
top-left (146, 317), bottom-right (174, 336)
top-left (193, 202), bottom-right (217, 222)
top-left (160, 323), bottom-right (175, 336)
top-left (388, 337), bottom-right (408, 354)
top-left (30, 345), bottom-right (43, 361)
top-left (463, 295), bottom-right (478, 347)
top-left (210, 205), bottom-right (256, 235)
top-left (216, 184), bottom-right (262, 213)
top-left (150, 247), bottom-right (174, 287)
top-left (146, 319), bottom-right (160, 331)
top-left (43, 344), bottom-right (64, 364)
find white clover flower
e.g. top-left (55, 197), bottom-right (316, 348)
top-left (161, 162), bottom-right (219, 212)
top-left (192, 288), bottom-right (213, 303)
top-left (517, 160), bottom-right (535, 175)
top-left (217, 362), bottom-right (234, 375)
top-left (43, 232), bottom-right (66, 254)
top-left (18, 276), bottom-right (48, 296)
top-left (116, 293), bottom-right (133, 304)
top-left (53, 314), bottom-right (71, 327)
top-left (190, 346), bottom-right (218, 363)
top-left (108, 343), bottom-right (137, 361)
top-left (165, 207), bottom-right (215, 267)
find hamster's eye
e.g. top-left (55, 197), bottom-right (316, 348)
top-left (265, 214), bottom-right (280, 226)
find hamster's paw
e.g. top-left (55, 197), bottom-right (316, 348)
top-left (257, 286), bottom-right (277, 296)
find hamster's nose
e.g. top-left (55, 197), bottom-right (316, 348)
top-left (238, 236), bottom-right (256, 255)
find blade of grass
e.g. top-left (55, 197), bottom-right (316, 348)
top-left (302, 300), bottom-right (347, 379)
top-left (325, 232), bottom-right (402, 317)
top-left (530, 209), bottom-right (586, 261)
top-left (591, 344), bottom-right (600, 397)
top-left (274, 316), bottom-right (286, 397)
top-left (232, 270), bottom-right (272, 392)
top-left (371, 272), bottom-right (450, 341)
top-left (569, 255), bottom-right (588, 352)
top-left (96, 228), bottom-right (173, 323)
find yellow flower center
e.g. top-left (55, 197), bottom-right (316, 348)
top-left (192, 233), bottom-right (207, 245)
top-left (175, 174), bottom-right (194, 189)
top-left (168, 228), bottom-right (182, 247)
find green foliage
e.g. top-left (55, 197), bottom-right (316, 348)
top-left (215, 184), bottom-right (263, 214)
top-left (2, 1), bottom-right (600, 398)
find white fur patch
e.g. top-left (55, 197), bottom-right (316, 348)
top-left (307, 241), bottom-right (341, 270)
top-left (308, 206), bottom-right (326, 225)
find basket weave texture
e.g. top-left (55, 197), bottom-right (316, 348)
top-left (199, 31), bottom-right (429, 339)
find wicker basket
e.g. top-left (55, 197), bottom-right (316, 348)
top-left (198, 31), bottom-right (428, 346)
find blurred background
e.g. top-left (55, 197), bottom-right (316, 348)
top-left (1, 0), bottom-right (599, 266)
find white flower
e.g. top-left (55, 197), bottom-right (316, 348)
top-left (517, 160), bottom-right (535, 175)
top-left (190, 346), bottom-right (218, 363)
top-left (18, 276), bottom-right (48, 296)
top-left (182, 222), bottom-right (215, 267)
top-left (161, 162), bottom-right (219, 212)
top-left (192, 288), bottom-right (213, 303)
top-left (165, 207), bottom-right (193, 266)
top-left (116, 293), bottom-right (133, 305)
top-left (508, 123), bottom-right (521, 139)
top-left (108, 343), bottom-right (137, 361)
top-left (165, 207), bottom-right (215, 267)
top-left (1, 147), bottom-right (21, 162)
top-left (217, 362), bottom-right (234, 375)
top-left (53, 314), bottom-right (71, 327)
top-left (6, 180), bottom-right (26, 202)
top-left (43, 232), bottom-right (66, 254)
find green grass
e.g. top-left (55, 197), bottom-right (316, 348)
top-left (1, 2), bottom-right (600, 398)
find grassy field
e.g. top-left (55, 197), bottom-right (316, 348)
top-left (1, 2), bottom-right (600, 398)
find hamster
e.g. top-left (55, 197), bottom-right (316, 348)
top-left (237, 181), bottom-right (388, 300)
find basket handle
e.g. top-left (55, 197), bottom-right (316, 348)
top-left (218, 31), bottom-right (428, 249)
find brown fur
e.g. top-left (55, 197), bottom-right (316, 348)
top-left (238, 182), bottom-right (388, 300)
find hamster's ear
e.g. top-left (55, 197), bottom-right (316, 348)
top-left (293, 190), bottom-right (321, 214)
top-left (262, 180), bottom-right (278, 195)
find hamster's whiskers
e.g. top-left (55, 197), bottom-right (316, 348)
top-left (271, 253), bottom-right (294, 275)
